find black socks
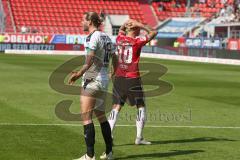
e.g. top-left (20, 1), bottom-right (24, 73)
top-left (100, 121), bottom-right (113, 154)
top-left (84, 123), bottom-right (95, 158)
top-left (83, 121), bottom-right (112, 157)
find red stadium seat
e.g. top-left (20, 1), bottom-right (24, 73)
top-left (6, 0), bottom-right (223, 33)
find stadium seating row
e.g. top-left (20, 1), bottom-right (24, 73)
top-left (152, 0), bottom-right (233, 20)
top-left (2, 0), bottom-right (235, 34)
top-left (152, 0), bottom-right (187, 21)
top-left (8, 0), bottom-right (145, 34)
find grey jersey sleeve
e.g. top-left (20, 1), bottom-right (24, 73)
top-left (88, 32), bottom-right (100, 51)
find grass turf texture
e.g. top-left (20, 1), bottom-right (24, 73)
top-left (0, 54), bottom-right (240, 160)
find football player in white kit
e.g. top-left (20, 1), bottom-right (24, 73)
top-left (69, 12), bottom-right (116, 160)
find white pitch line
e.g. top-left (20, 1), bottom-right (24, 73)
top-left (0, 123), bottom-right (240, 129)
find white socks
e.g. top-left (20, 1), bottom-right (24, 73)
top-left (136, 107), bottom-right (146, 139)
top-left (108, 107), bottom-right (146, 139)
top-left (108, 108), bottom-right (119, 132)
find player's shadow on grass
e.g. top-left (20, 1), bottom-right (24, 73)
top-left (149, 137), bottom-right (237, 145)
top-left (116, 137), bottom-right (236, 146)
top-left (114, 149), bottom-right (204, 160)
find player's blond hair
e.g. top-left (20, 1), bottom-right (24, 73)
top-left (125, 20), bottom-right (140, 34)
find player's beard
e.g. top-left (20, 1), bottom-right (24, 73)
top-left (83, 24), bottom-right (89, 32)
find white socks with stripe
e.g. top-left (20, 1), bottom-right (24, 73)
top-left (108, 108), bottom-right (119, 133)
top-left (108, 107), bottom-right (146, 139)
top-left (136, 107), bottom-right (146, 139)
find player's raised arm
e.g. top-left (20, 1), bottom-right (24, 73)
top-left (142, 25), bottom-right (157, 42)
top-left (118, 19), bottom-right (134, 35)
top-left (131, 20), bottom-right (157, 42)
top-left (118, 23), bottom-right (127, 35)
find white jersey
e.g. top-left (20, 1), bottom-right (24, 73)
top-left (83, 31), bottom-right (115, 82)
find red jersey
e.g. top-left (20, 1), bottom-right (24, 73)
top-left (115, 32), bottom-right (148, 78)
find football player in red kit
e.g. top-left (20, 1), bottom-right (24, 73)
top-left (108, 19), bottom-right (157, 145)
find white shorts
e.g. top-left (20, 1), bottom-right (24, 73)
top-left (82, 79), bottom-right (108, 92)
top-left (81, 79), bottom-right (109, 111)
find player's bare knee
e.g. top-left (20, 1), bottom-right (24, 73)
top-left (81, 111), bottom-right (93, 123)
top-left (81, 112), bottom-right (93, 125)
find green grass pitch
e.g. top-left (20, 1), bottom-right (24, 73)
top-left (0, 54), bottom-right (240, 160)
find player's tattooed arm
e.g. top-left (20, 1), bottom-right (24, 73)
top-left (119, 20), bottom-right (131, 35)
top-left (141, 25), bottom-right (157, 42)
top-left (68, 50), bottom-right (95, 85)
top-left (139, 24), bottom-right (157, 42)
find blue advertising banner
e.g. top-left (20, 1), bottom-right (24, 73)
top-left (66, 35), bottom-right (86, 44)
top-left (186, 38), bottom-right (202, 48)
top-left (186, 38), bottom-right (222, 49)
top-left (202, 39), bottom-right (221, 49)
top-left (0, 34), bottom-right (117, 45)
top-left (51, 35), bottom-right (66, 44)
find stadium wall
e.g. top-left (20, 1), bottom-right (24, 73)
top-left (0, 43), bottom-right (84, 52)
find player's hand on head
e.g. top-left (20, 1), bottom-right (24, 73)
top-left (124, 21), bottom-right (132, 29)
top-left (130, 20), bottom-right (143, 29)
top-left (124, 19), bottom-right (135, 29)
